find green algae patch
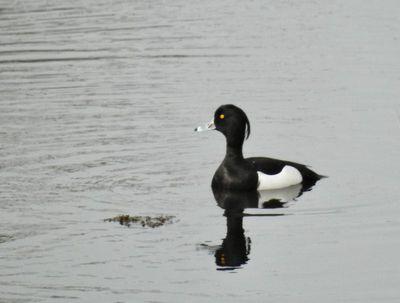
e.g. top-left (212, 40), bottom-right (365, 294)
top-left (104, 215), bottom-right (175, 228)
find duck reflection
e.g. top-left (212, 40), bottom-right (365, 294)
top-left (214, 209), bottom-right (250, 269)
top-left (212, 184), bottom-right (313, 270)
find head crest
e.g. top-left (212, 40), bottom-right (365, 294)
top-left (244, 113), bottom-right (251, 140)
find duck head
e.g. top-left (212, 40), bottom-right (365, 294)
top-left (195, 104), bottom-right (251, 148)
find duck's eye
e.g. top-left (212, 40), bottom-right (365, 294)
top-left (219, 114), bottom-right (225, 120)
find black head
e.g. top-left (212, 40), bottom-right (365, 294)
top-left (214, 104), bottom-right (251, 147)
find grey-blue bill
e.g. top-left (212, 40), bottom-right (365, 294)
top-left (194, 120), bottom-right (215, 132)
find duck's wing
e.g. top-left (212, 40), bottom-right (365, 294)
top-left (246, 157), bottom-right (289, 175)
top-left (246, 157), bottom-right (324, 190)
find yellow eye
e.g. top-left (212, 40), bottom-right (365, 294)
top-left (219, 114), bottom-right (225, 120)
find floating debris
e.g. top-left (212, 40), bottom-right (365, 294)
top-left (104, 215), bottom-right (175, 228)
top-left (0, 234), bottom-right (13, 244)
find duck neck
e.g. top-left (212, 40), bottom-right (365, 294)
top-left (225, 143), bottom-right (244, 160)
top-left (224, 127), bottom-right (245, 160)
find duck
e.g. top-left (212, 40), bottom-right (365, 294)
top-left (195, 104), bottom-right (325, 191)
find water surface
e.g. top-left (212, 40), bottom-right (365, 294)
top-left (1, 0), bottom-right (400, 302)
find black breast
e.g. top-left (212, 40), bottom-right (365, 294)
top-left (212, 159), bottom-right (258, 191)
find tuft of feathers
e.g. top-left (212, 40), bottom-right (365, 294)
top-left (244, 112), bottom-right (251, 140)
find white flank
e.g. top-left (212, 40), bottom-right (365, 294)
top-left (257, 165), bottom-right (303, 190)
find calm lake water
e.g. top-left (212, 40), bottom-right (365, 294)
top-left (1, 0), bottom-right (399, 302)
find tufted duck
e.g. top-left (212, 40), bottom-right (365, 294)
top-left (195, 104), bottom-right (324, 191)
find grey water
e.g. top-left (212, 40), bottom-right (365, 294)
top-left (1, 0), bottom-right (400, 302)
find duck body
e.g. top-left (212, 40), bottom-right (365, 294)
top-left (212, 155), bottom-right (321, 191)
top-left (196, 104), bottom-right (324, 191)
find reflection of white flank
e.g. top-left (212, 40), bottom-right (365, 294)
top-left (257, 165), bottom-right (302, 190)
top-left (258, 184), bottom-right (302, 208)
